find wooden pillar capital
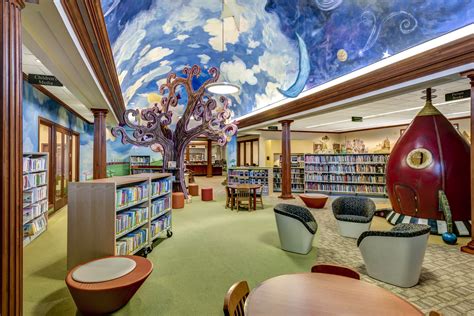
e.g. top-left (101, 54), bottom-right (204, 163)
top-left (92, 108), bottom-right (108, 179)
top-left (279, 120), bottom-right (294, 199)
top-left (207, 139), bottom-right (213, 178)
top-left (461, 71), bottom-right (474, 254)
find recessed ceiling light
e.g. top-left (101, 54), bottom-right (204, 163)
top-left (35, 59), bottom-right (41, 63)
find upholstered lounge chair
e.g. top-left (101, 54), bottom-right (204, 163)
top-left (274, 204), bottom-right (317, 254)
top-left (357, 223), bottom-right (431, 287)
top-left (332, 196), bottom-right (376, 238)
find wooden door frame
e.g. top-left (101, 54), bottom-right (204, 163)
top-left (38, 117), bottom-right (80, 212)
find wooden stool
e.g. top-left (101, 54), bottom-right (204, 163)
top-left (299, 194), bottom-right (328, 209)
top-left (172, 192), bottom-right (185, 209)
top-left (201, 188), bottom-right (213, 201)
top-left (65, 256), bottom-right (153, 315)
top-left (188, 183), bottom-right (199, 196)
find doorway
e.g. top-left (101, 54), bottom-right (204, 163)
top-left (39, 118), bottom-right (79, 212)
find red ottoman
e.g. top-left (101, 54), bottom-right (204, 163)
top-left (299, 194), bottom-right (328, 209)
top-left (66, 256), bottom-right (153, 315)
top-left (172, 192), bottom-right (185, 209)
top-left (188, 183), bottom-right (199, 196)
top-left (201, 187), bottom-right (213, 201)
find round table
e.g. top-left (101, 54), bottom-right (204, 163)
top-left (228, 184), bottom-right (262, 210)
top-left (245, 273), bottom-right (423, 315)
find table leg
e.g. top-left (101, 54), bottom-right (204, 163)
top-left (253, 189), bottom-right (257, 210)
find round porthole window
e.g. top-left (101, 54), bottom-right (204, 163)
top-left (406, 148), bottom-right (433, 169)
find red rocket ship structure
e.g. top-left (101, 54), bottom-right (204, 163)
top-left (385, 88), bottom-right (471, 236)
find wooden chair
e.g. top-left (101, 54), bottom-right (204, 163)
top-left (235, 189), bottom-right (251, 211)
top-left (311, 264), bottom-right (361, 280)
top-left (429, 312), bottom-right (442, 316)
top-left (255, 186), bottom-right (264, 209)
top-left (223, 280), bottom-right (250, 316)
top-left (225, 186), bottom-right (236, 210)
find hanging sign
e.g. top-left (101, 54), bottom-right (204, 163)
top-left (28, 74), bottom-right (63, 87)
top-left (352, 116), bottom-right (363, 122)
top-left (445, 89), bottom-right (470, 102)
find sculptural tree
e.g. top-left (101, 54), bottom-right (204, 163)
top-left (112, 65), bottom-right (237, 198)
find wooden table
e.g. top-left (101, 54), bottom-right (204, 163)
top-left (245, 273), bottom-right (423, 315)
top-left (228, 184), bottom-right (262, 210)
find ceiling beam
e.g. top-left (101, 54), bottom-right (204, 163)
top-left (238, 35), bottom-right (474, 128)
top-left (60, 0), bottom-right (125, 124)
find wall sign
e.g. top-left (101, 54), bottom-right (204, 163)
top-left (445, 89), bottom-right (470, 102)
top-left (351, 116), bottom-right (363, 122)
top-left (28, 74), bottom-right (63, 87)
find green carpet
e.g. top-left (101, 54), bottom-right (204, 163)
top-left (24, 185), bottom-right (318, 315)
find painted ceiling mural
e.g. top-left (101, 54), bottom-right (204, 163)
top-left (102, 0), bottom-right (473, 118)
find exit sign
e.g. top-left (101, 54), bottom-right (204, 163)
top-left (268, 126), bottom-right (278, 131)
top-left (445, 89), bottom-right (470, 102)
top-left (352, 116), bottom-right (363, 122)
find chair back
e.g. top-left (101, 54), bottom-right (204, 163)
top-left (311, 264), bottom-right (360, 280)
top-left (236, 188), bottom-right (250, 200)
top-left (225, 186), bottom-right (232, 197)
top-left (223, 280), bottom-right (250, 316)
top-left (429, 312), bottom-right (442, 316)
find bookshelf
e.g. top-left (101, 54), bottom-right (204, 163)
top-left (68, 173), bottom-right (172, 269)
top-left (23, 152), bottom-right (49, 247)
top-left (273, 153), bottom-right (305, 193)
top-left (227, 167), bottom-right (271, 195)
top-left (304, 154), bottom-right (389, 196)
top-left (129, 155), bottom-right (159, 174)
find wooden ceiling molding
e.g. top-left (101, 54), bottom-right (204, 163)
top-left (60, 0), bottom-right (125, 123)
top-left (238, 35), bottom-right (474, 128)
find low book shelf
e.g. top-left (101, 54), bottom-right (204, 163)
top-left (67, 173), bottom-right (173, 269)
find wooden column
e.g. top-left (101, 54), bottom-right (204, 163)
top-left (279, 120), bottom-right (294, 199)
top-left (207, 139), bottom-right (213, 178)
top-left (186, 146), bottom-right (190, 162)
top-left (461, 70), bottom-right (474, 255)
top-left (1, 1), bottom-right (25, 315)
top-left (91, 108), bottom-right (108, 179)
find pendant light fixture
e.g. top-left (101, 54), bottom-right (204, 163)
top-left (206, 0), bottom-right (241, 95)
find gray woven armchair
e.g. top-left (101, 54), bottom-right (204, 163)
top-left (274, 204), bottom-right (317, 254)
top-left (332, 196), bottom-right (376, 238)
top-left (358, 223), bottom-right (431, 287)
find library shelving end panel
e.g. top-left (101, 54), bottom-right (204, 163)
top-left (67, 182), bottom-right (116, 270)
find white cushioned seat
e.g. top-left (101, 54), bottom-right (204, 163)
top-left (72, 257), bottom-right (136, 283)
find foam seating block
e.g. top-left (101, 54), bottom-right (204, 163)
top-left (201, 187), bottom-right (213, 201)
top-left (188, 183), bottom-right (199, 196)
top-left (66, 256), bottom-right (153, 315)
top-left (332, 196), bottom-right (376, 239)
top-left (172, 192), bottom-right (185, 209)
top-left (299, 194), bottom-right (328, 209)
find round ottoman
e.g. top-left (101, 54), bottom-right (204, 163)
top-left (299, 194), bottom-right (328, 209)
top-left (188, 183), bottom-right (199, 196)
top-left (172, 192), bottom-right (185, 209)
top-left (65, 256), bottom-right (153, 315)
top-left (201, 187), bottom-right (213, 201)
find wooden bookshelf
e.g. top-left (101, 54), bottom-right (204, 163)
top-left (23, 152), bottom-right (49, 247)
top-left (129, 155), bottom-right (151, 174)
top-left (227, 167), bottom-right (271, 195)
top-left (304, 154), bottom-right (389, 197)
top-left (67, 173), bottom-right (172, 269)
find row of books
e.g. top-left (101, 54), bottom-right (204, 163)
top-left (273, 168), bottom-right (305, 174)
top-left (23, 156), bottom-right (47, 173)
top-left (23, 186), bottom-right (47, 206)
top-left (151, 179), bottom-right (171, 197)
top-left (151, 196), bottom-right (171, 218)
top-left (305, 154), bottom-right (388, 163)
top-left (305, 174), bottom-right (386, 184)
top-left (23, 200), bottom-right (48, 224)
top-left (116, 184), bottom-right (149, 208)
top-left (23, 214), bottom-right (47, 237)
top-left (305, 165), bottom-right (386, 174)
top-left (116, 228), bottom-right (148, 255)
top-left (274, 184), bottom-right (304, 191)
top-left (305, 183), bottom-right (386, 194)
top-left (130, 156), bottom-right (150, 165)
top-left (23, 172), bottom-right (47, 190)
top-left (228, 169), bottom-right (269, 177)
top-left (228, 178), bottom-right (268, 185)
top-left (151, 214), bottom-right (171, 237)
top-left (115, 207), bottom-right (149, 236)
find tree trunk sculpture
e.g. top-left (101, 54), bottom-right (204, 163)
top-left (112, 65), bottom-right (238, 198)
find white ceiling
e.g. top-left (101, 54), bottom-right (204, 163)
top-left (22, 45), bottom-right (94, 122)
top-left (285, 79), bottom-right (470, 132)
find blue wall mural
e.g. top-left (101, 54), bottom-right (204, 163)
top-left (226, 135), bottom-right (237, 168)
top-left (22, 81), bottom-right (95, 180)
top-left (102, 0), bottom-right (473, 118)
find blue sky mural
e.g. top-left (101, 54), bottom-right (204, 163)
top-left (102, 0), bottom-right (473, 118)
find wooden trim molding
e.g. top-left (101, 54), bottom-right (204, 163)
top-left (278, 120), bottom-right (294, 199)
top-left (239, 35), bottom-right (474, 128)
top-left (23, 72), bottom-right (93, 124)
top-left (60, 0), bottom-right (125, 123)
top-left (1, 1), bottom-right (25, 315)
top-left (91, 108), bottom-right (108, 179)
